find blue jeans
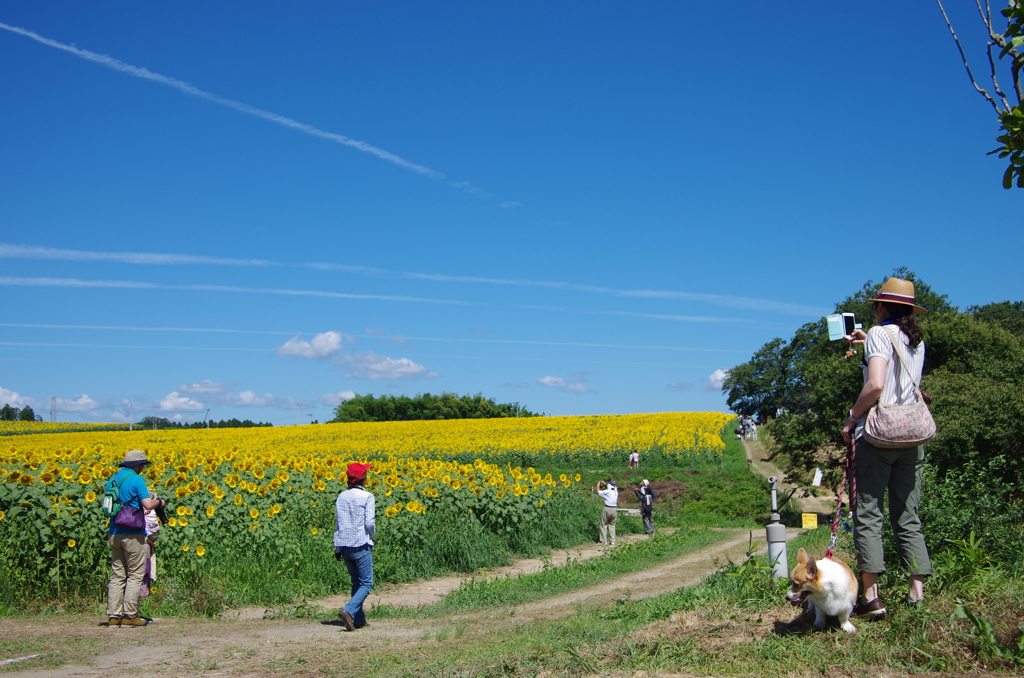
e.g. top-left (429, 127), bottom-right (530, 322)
top-left (340, 545), bottom-right (373, 625)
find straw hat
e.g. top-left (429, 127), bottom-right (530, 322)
top-left (866, 278), bottom-right (928, 314)
top-left (120, 449), bottom-right (150, 467)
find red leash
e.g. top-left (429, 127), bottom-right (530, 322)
top-left (824, 438), bottom-right (856, 560)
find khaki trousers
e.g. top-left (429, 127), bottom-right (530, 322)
top-left (599, 506), bottom-right (617, 545)
top-left (853, 439), bottom-right (932, 576)
top-left (108, 533), bottom-right (148, 618)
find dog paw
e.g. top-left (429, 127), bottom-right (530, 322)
top-left (841, 622), bottom-right (857, 634)
top-left (813, 620), bottom-right (826, 630)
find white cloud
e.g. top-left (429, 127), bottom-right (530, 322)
top-left (705, 369), bottom-right (729, 392)
top-left (341, 352), bottom-right (439, 381)
top-left (0, 386), bottom-right (40, 410)
top-left (222, 390), bottom-right (274, 407)
top-left (321, 390), bottom-right (357, 407)
top-left (158, 391), bottom-right (205, 412)
top-left (667, 381), bottom-right (693, 391)
top-left (500, 381), bottom-right (531, 389)
top-left (276, 331), bottom-right (353, 360)
top-left (178, 379), bottom-right (230, 395)
top-left (538, 374), bottom-right (595, 394)
top-left (56, 394), bottom-right (99, 412)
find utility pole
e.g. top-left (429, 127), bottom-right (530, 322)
top-left (204, 409), bottom-right (210, 429)
top-left (129, 403), bottom-right (133, 431)
top-left (50, 396), bottom-right (56, 423)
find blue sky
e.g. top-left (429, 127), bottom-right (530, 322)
top-left (1, 2), bottom-right (1020, 425)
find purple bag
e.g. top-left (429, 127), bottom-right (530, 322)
top-left (113, 504), bottom-right (146, 531)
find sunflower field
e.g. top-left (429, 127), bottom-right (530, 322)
top-left (0, 411), bottom-right (731, 612)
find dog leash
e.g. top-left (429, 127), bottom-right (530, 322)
top-left (825, 438), bottom-right (857, 559)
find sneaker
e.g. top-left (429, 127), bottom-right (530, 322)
top-left (120, 616), bottom-right (150, 627)
top-left (107, 616), bottom-right (121, 628)
top-left (853, 597), bottom-right (887, 618)
top-left (339, 609), bottom-right (356, 632)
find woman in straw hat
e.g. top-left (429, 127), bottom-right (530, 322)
top-left (841, 278), bottom-right (931, 618)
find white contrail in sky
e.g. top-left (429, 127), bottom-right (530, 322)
top-left (0, 323), bottom-right (749, 353)
top-left (0, 243), bottom-right (826, 316)
top-left (0, 21), bottom-right (444, 179)
top-left (0, 277), bottom-right (470, 305)
top-left (0, 244), bottom-right (275, 267)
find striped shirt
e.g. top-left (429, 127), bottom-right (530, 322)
top-left (333, 487), bottom-right (376, 548)
top-left (855, 324), bottom-right (925, 438)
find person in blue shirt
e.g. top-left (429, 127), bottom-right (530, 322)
top-left (105, 449), bottom-right (166, 628)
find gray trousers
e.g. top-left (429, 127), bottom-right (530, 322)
top-left (852, 438), bottom-right (932, 576)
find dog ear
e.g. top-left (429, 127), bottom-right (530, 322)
top-left (796, 548), bottom-right (808, 565)
top-left (806, 556), bottom-right (817, 577)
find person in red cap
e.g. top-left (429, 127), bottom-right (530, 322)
top-left (333, 462), bottom-right (375, 631)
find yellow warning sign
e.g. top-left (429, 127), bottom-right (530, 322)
top-left (801, 513), bottom-right (818, 529)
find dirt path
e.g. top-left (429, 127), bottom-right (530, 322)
top-left (1, 526), bottom-right (804, 678)
top-left (223, 527), bottom-right (672, 621)
top-left (742, 437), bottom-right (833, 517)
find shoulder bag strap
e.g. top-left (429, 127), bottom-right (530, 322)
top-left (883, 325), bottom-right (923, 403)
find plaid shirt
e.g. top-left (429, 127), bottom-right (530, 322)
top-left (333, 486), bottom-right (376, 548)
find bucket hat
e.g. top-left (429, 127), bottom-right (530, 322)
top-left (120, 449), bottom-right (150, 467)
top-left (347, 462), bottom-right (371, 483)
top-left (866, 278), bottom-right (928, 314)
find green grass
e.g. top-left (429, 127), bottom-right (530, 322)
top-left (303, 526), bottom-right (1024, 678)
top-left (374, 526), bottom-right (728, 618)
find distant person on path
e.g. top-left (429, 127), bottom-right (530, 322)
top-left (747, 421), bottom-right (758, 441)
top-left (105, 449), bottom-right (166, 628)
top-left (334, 462), bottom-right (375, 631)
top-left (841, 277), bottom-right (932, 617)
top-left (595, 480), bottom-right (618, 546)
top-left (627, 449), bottom-right (640, 469)
top-left (635, 479), bottom-right (655, 534)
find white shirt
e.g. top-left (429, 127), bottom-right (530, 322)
top-left (597, 486), bottom-right (618, 508)
top-left (333, 486), bottom-right (376, 548)
top-left (855, 324), bottom-right (926, 439)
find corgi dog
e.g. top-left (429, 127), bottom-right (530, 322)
top-left (785, 548), bottom-right (858, 633)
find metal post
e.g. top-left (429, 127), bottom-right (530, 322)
top-left (765, 476), bottom-right (789, 580)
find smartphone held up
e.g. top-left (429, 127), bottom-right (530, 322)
top-left (825, 312), bottom-right (861, 341)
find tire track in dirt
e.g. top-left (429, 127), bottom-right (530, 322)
top-left (508, 526), bottom-right (803, 623)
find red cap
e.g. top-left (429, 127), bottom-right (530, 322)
top-left (347, 462), bottom-right (371, 483)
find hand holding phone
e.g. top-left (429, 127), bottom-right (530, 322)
top-left (826, 313), bottom-right (862, 341)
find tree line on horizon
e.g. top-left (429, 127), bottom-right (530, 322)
top-left (0, 404), bottom-right (43, 422)
top-left (722, 267), bottom-right (1024, 563)
top-left (136, 416), bottom-right (274, 430)
top-left (330, 392), bottom-right (540, 423)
